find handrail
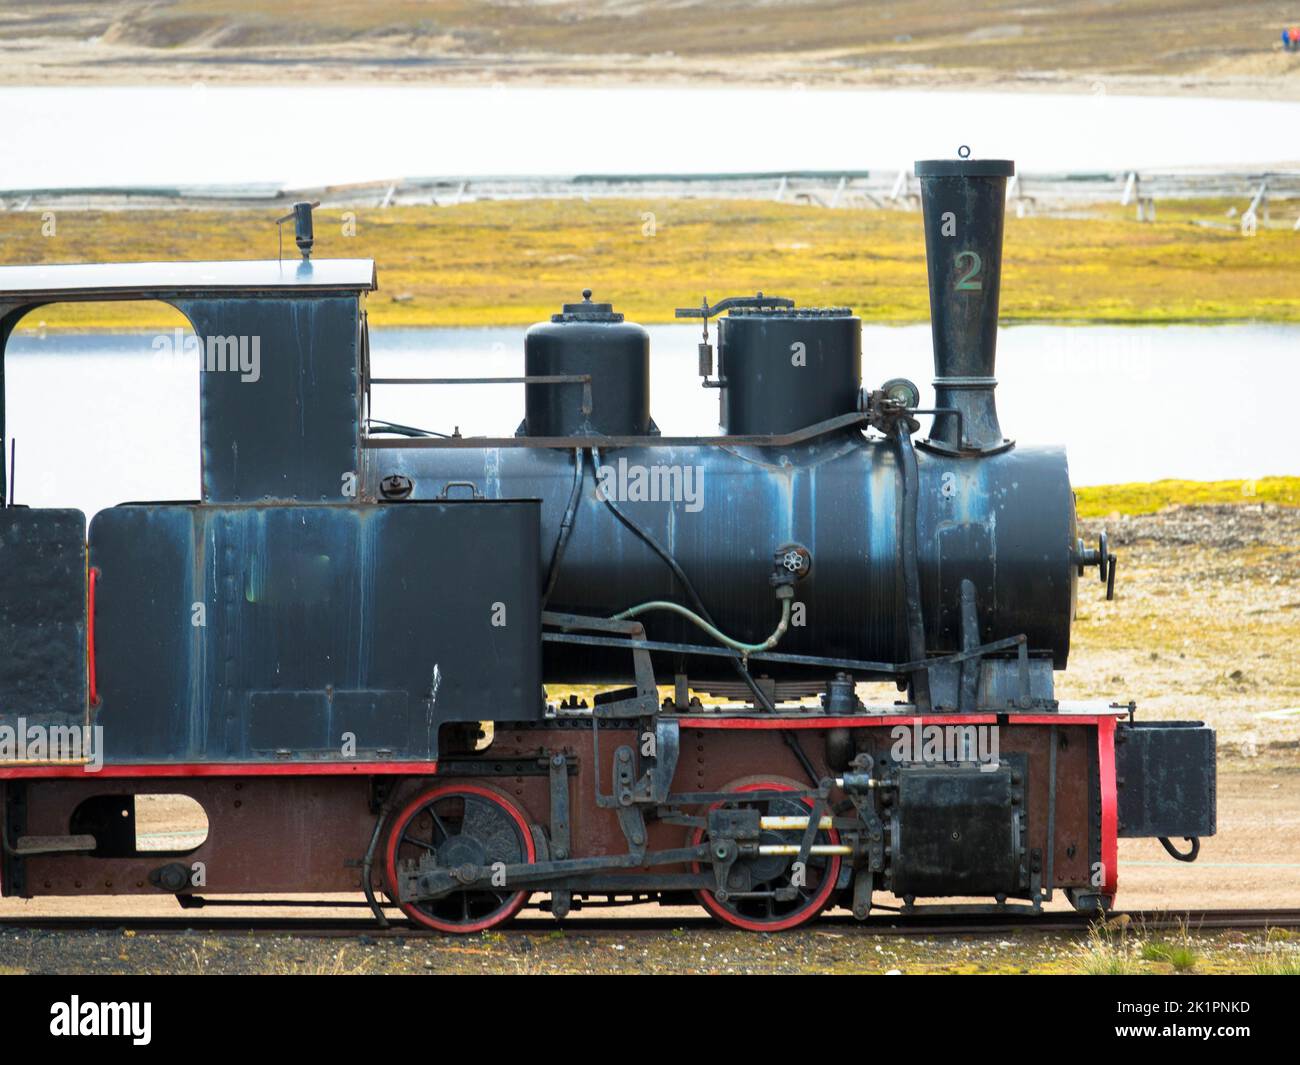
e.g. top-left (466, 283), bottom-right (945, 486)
top-left (370, 374), bottom-right (593, 415)
top-left (361, 410), bottom-right (871, 450)
top-left (87, 566), bottom-right (100, 708)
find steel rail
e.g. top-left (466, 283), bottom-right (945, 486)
top-left (1, 908), bottom-right (1296, 938)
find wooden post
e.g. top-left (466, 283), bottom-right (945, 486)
top-left (1121, 171), bottom-right (1137, 207)
top-left (1242, 181), bottom-right (1267, 236)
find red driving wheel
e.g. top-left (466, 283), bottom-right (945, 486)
top-left (691, 778), bottom-right (842, 932)
top-left (385, 783), bottom-right (535, 934)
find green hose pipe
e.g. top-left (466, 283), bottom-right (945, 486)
top-left (612, 595), bottom-right (792, 657)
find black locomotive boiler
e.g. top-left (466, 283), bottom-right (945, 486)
top-left (0, 156), bottom-right (1215, 931)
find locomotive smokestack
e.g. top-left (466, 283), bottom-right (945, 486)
top-left (915, 155), bottom-right (1014, 452)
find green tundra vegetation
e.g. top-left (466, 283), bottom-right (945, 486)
top-left (4, 197), bottom-right (1300, 330)
top-left (1075, 477), bottom-right (1300, 517)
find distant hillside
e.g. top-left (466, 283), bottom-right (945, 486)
top-left (1, 0), bottom-right (1298, 96)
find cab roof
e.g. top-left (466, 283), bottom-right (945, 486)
top-left (0, 259), bottom-right (377, 302)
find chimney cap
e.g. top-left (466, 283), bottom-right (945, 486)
top-left (915, 159), bottom-right (1014, 178)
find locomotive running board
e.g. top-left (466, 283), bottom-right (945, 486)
top-left (543, 622), bottom-right (1051, 709)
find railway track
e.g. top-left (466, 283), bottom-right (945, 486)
top-left (1, 908), bottom-right (1295, 938)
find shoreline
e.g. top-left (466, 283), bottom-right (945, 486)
top-left (0, 66), bottom-right (1297, 103)
top-left (1, 38), bottom-right (1298, 103)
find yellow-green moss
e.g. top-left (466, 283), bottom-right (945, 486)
top-left (1075, 477), bottom-right (1300, 518)
top-left (5, 197), bottom-right (1300, 330)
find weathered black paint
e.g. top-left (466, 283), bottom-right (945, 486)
top-left (717, 309), bottom-right (861, 435)
top-left (523, 295), bottom-right (651, 437)
top-left (87, 501), bottom-right (542, 762)
top-left (1116, 721), bottom-right (1217, 839)
top-left (0, 259), bottom-right (376, 512)
top-left (889, 759), bottom-right (1027, 898)
top-left (916, 158), bottom-right (1014, 453)
top-left (0, 508), bottom-right (87, 726)
top-left (366, 432), bottom-right (1077, 681)
top-left (184, 295), bottom-right (362, 504)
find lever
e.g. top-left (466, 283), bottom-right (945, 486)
top-left (677, 294), bottom-right (796, 391)
top-left (1075, 531), bottom-right (1118, 600)
top-left (673, 292), bottom-right (795, 320)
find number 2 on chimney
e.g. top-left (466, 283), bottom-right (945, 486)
top-left (954, 250), bottom-right (983, 291)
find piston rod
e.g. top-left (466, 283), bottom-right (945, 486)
top-left (754, 845), bottom-right (853, 856)
top-left (759, 816), bottom-right (834, 830)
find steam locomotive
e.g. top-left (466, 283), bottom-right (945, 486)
top-left (0, 156), bottom-right (1215, 931)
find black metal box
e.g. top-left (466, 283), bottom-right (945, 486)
top-left (88, 500), bottom-right (542, 763)
top-left (1115, 721), bottom-right (1217, 839)
top-left (890, 761), bottom-right (1027, 898)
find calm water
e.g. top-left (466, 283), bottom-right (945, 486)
top-left (4, 323), bottom-right (1296, 518)
top-left (0, 86), bottom-right (1295, 188)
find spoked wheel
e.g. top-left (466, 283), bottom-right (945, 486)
top-left (691, 777), bottom-right (842, 932)
top-left (385, 784), bottom-right (535, 934)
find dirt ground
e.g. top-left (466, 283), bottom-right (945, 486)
top-left (1071, 503), bottom-right (1300, 752)
top-left (0, 923), bottom-right (1295, 975)
top-left (1065, 503), bottom-right (1300, 912)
